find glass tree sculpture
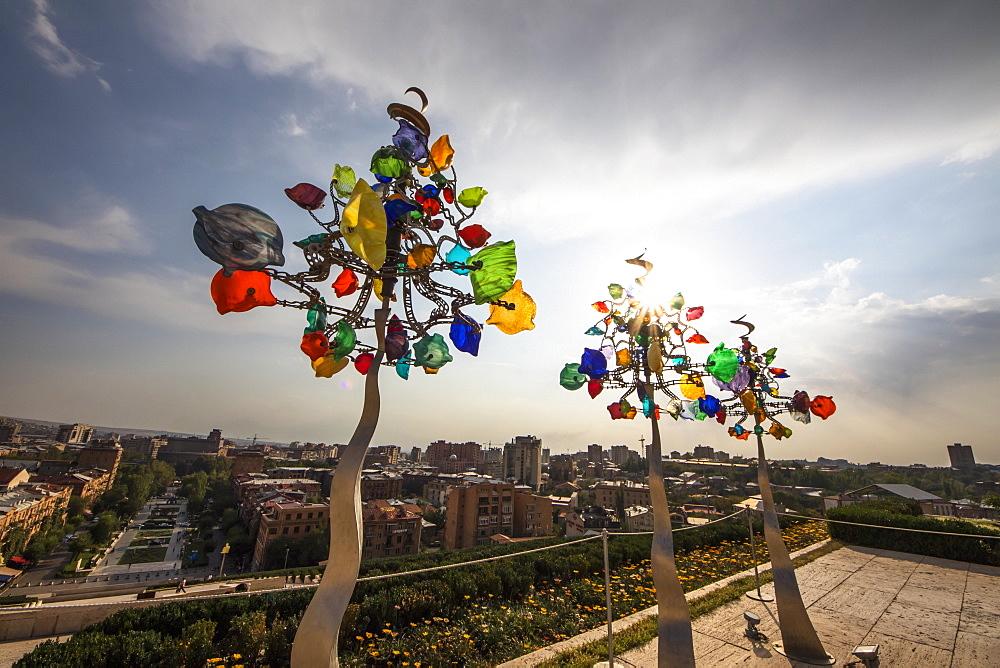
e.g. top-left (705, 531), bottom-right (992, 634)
top-left (705, 318), bottom-right (836, 664)
top-left (559, 257), bottom-right (708, 668)
top-left (192, 88), bottom-right (536, 668)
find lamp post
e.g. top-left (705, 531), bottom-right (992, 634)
top-left (560, 257), bottom-right (710, 667)
top-left (708, 319), bottom-right (836, 665)
top-left (283, 546), bottom-right (290, 571)
top-left (192, 89), bottom-right (535, 668)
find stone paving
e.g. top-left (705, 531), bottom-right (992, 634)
top-left (619, 545), bottom-right (1000, 667)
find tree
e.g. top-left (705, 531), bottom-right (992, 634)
top-left (179, 472), bottom-right (209, 511)
top-left (983, 494), bottom-right (1000, 509)
top-left (92, 512), bottom-right (121, 545)
top-left (67, 496), bottom-right (87, 520)
top-left (148, 460), bottom-right (176, 493)
top-left (69, 533), bottom-right (93, 555)
top-left (3, 528), bottom-right (30, 559)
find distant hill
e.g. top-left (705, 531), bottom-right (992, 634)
top-left (0, 415), bottom-right (287, 448)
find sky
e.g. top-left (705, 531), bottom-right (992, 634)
top-left (1, 1), bottom-right (998, 467)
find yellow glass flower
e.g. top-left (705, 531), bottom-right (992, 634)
top-left (486, 280), bottom-right (536, 334)
top-left (647, 340), bottom-right (664, 374)
top-left (312, 355), bottom-right (349, 378)
top-left (373, 278), bottom-right (396, 302)
top-left (418, 135), bottom-right (454, 176)
top-left (616, 348), bottom-right (631, 367)
top-left (340, 178), bottom-right (387, 269)
top-left (406, 244), bottom-right (436, 269)
top-left (680, 373), bottom-right (706, 400)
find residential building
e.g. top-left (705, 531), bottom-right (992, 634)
top-left (250, 498), bottom-right (327, 571)
top-left (77, 443), bottom-right (123, 485)
top-left (361, 499), bottom-right (422, 561)
top-left (693, 445), bottom-right (714, 460)
top-left (120, 435), bottom-right (165, 459)
top-left (56, 423), bottom-right (93, 445)
top-left (0, 468), bottom-right (30, 493)
top-left (31, 468), bottom-right (112, 500)
top-left (409, 447), bottom-right (423, 463)
top-left (156, 429), bottom-right (225, 466)
top-left (610, 445), bottom-right (638, 466)
top-left (548, 455), bottom-right (577, 484)
top-left (503, 435), bottom-right (542, 490)
top-left (444, 481), bottom-right (552, 549)
top-left (564, 506), bottom-right (620, 537)
top-left (0, 483), bottom-right (72, 558)
top-left (231, 450), bottom-right (266, 476)
top-left (361, 471), bottom-right (404, 501)
top-left (0, 419), bottom-right (22, 444)
top-left (588, 444), bottom-right (604, 463)
top-left (541, 448), bottom-right (550, 465)
top-left (947, 443), bottom-right (976, 470)
top-left (594, 481), bottom-right (651, 509)
top-left (427, 440), bottom-right (480, 473)
top-left (477, 447), bottom-right (503, 479)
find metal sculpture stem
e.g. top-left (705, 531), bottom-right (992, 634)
top-left (646, 384), bottom-right (695, 668)
top-left (754, 422), bottom-right (832, 664)
top-left (290, 304), bottom-right (390, 668)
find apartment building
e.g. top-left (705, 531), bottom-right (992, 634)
top-left (502, 435), bottom-right (542, 490)
top-left (594, 481), bottom-right (651, 509)
top-left (361, 499), bottom-right (422, 561)
top-left (444, 481), bottom-right (552, 549)
top-left (0, 483), bottom-right (71, 557)
top-left (250, 498), bottom-right (328, 571)
top-left (426, 440), bottom-right (481, 473)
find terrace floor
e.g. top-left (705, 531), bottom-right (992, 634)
top-left (618, 545), bottom-right (999, 667)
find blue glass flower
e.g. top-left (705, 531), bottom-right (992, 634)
top-left (392, 119), bottom-right (429, 162)
top-left (449, 315), bottom-right (481, 356)
top-left (578, 348), bottom-right (608, 378)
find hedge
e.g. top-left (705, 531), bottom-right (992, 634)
top-left (826, 502), bottom-right (1000, 565)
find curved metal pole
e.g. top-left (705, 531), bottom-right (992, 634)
top-left (754, 421), bottom-right (833, 665)
top-left (290, 304), bottom-right (390, 668)
top-left (646, 384), bottom-right (695, 668)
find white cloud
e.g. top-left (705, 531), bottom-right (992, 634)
top-left (0, 197), bottom-right (294, 336)
top-left (279, 112), bottom-right (308, 137)
top-left (26, 0), bottom-right (110, 90)
top-left (941, 136), bottom-right (1000, 166)
top-left (143, 2), bottom-right (1000, 240)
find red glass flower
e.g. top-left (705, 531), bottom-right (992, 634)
top-left (457, 224), bottom-right (491, 248)
top-left (284, 183), bottom-right (326, 210)
top-left (332, 269), bottom-right (359, 298)
top-left (210, 269), bottom-right (277, 315)
top-left (300, 332), bottom-right (330, 360)
top-left (809, 396), bottom-right (837, 419)
top-left (354, 352), bottom-right (375, 375)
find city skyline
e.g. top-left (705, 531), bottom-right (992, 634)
top-left (1, 2), bottom-right (998, 468)
top-left (1, 412), bottom-right (991, 470)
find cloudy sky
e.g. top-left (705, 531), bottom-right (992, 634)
top-left (1, 1), bottom-right (997, 466)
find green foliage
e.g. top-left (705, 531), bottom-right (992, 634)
top-left (827, 503), bottom-right (1000, 565)
top-left (69, 533), bottom-right (93, 555)
top-left (17, 521), bottom-right (829, 667)
top-left (91, 511), bottom-right (121, 545)
top-left (179, 472), bottom-right (209, 512)
top-left (2, 527), bottom-right (30, 558)
top-left (262, 530), bottom-right (328, 570)
top-left (179, 619), bottom-right (217, 667)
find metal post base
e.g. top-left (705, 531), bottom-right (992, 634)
top-left (746, 591), bottom-right (774, 602)
top-left (772, 642), bottom-right (836, 665)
